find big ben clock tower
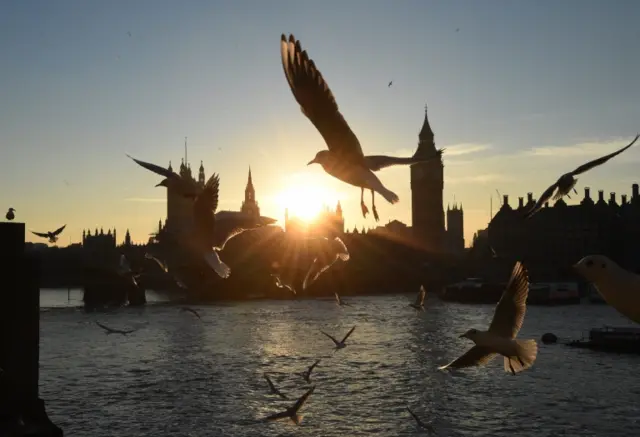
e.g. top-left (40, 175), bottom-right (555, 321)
top-left (410, 105), bottom-right (445, 253)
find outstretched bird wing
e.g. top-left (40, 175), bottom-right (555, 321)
top-left (364, 149), bottom-right (444, 172)
top-left (416, 286), bottom-right (426, 306)
top-left (291, 385), bottom-right (315, 413)
top-left (213, 227), bottom-right (261, 251)
top-left (438, 345), bottom-right (497, 370)
top-left (488, 261), bottom-right (530, 339)
top-left (320, 330), bottom-right (340, 346)
top-left (193, 173), bottom-right (220, 247)
top-left (340, 326), bottom-right (356, 343)
top-left (31, 231), bottom-right (49, 238)
top-left (51, 224), bottom-right (66, 236)
top-left (569, 134), bottom-right (639, 176)
top-left (302, 257), bottom-right (329, 290)
top-left (126, 154), bottom-right (181, 180)
top-left (95, 321), bottom-right (117, 333)
top-left (280, 34), bottom-right (366, 167)
top-left (524, 182), bottom-right (558, 219)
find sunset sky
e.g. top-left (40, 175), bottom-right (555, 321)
top-left (1, 0), bottom-right (639, 246)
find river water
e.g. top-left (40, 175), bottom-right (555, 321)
top-left (39, 289), bottom-right (640, 436)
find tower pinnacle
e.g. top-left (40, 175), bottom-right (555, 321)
top-left (417, 104), bottom-right (436, 156)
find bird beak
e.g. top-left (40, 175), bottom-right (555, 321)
top-left (155, 182), bottom-right (163, 187)
top-left (307, 159), bottom-right (316, 166)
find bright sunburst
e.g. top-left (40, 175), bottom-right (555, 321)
top-left (276, 174), bottom-right (342, 222)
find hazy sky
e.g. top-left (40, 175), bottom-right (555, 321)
top-left (1, 0), bottom-right (639, 246)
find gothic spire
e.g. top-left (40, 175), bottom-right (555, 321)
top-left (247, 166), bottom-right (253, 188)
top-left (417, 104), bottom-right (436, 156)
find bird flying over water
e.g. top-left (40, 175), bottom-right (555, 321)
top-left (262, 385), bottom-right (315, 425)
top-left (280, 33), bottom-right (443, 221)
top-left (126, 154), bottom-right (199, 199)
top-left (180, 307), bottom-right (201, 319)
top-left (573, 255), bottom-right (640, 325)
top-left (190, 173), bottom-right (272, 278)
top-left (31, 224), bottom-right (66, 243)
top-left (439, 262), bottom-right (538, 375)
top-left (271, 273), bottom-right (296, 295)
top-left (409, 286), bottom-right (426, 311)
top-left (297, 359), bottom-right (321, 384)
top-left (524, 134), bottom-right (639, 218)
top-left (320, 326), bottom-right (356, 350)
top-left (264, 374), bottom-right (287, 399)
top-left (95, 321), bottom-right (137, 335)
top-left (5, 208), bottom-right (15, 221)
top-left (334, 292), bottom-right (351, 307)
top-left (302, 237), bottom-right (350, 290)
top-left (407, 407), bottom-right (436, 434)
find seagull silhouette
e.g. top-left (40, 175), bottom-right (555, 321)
top-left (524, 134), bottom-right (639, 218)
top-left (117, 254), bottom-right (141, 287)
top-left (302, 237), bottom-right (350, 290)
top-left (262, 385), bottom-right (315, 425)
top-left (263, 374), bottom-right (287, 399)
top-left (320, 326), bottom-right (356, 350)
top-left (388, 80), bottom-right (393, 87)
top-left (144, 252), bottom-right (168, 272)
top-left (334, 292), bottom-right (351, 307)
top-left (5, 208), bottom-right (15, 221)
top-left (297, 359), bottom-right (321, 384)
top-left (439, 262), bottom-right (538, 375)
top-left (409, 286), bottom-right (426, 311)
top-left (95, 321), bottom-right (137, 336)
top-left (271, 273), bottom-right (296, 295)
top-left (280, 33), bottom-right (443, 221)
top-left (31, 224), bottom-right (66, 243)
top-left (126, 154), bottom-right (199, 199)
top-left (407, 407), bottom-right (437, 434)
top-left (180, 307), bottom-right (201, 319)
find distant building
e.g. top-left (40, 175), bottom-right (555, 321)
top-left (82, 227), bottom-right (117, 251)
top-left (446, 203), bottom-right (465, 255)
top-left (285, 201), bottom-right (344, 237)
top-left (370, 219), bottom-right (412, 241)
top-left (488, 184), bottom-right (640, 280)
top-left (240, 167), bottom-right (260, 218)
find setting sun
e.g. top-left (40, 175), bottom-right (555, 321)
top-left (276, 174), bottom-right (343, 222)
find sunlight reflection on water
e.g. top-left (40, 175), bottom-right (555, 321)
top-left (39, 292), bottom-right (640, 436)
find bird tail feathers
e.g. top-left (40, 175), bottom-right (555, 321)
top-left (203, 250), bottom-right (231, 278)
top-left (504, 339), bottom-right (538, 374)
top-left (379, 186), bottom-right (399, 205)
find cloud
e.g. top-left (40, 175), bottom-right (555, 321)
top-left (124, 197), bottom-right (165, 203)
top-left (525, 137), bottom-right (638, 158)
top-left (444, 143), bottom-right (493, 156)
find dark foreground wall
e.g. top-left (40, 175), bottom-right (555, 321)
top-left (0, 222), bottom-right (63, 436)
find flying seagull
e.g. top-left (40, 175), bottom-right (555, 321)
top-left (264, 374), bottom-right (287, 399)
top-left (409, 286), bottom-right (426, 311)
top-left (280, 33), bottom-right (443, 221)
top-left (439, 262), bottom-right (538, 375)
top-left (334, 292), bottom-right (351, 307)
top-left (180, 307), bottom-right (201, 319)
top-left (117, 254), bottom-right (141, 287)
top-left (5, 208), bottom-right (15, 221)
top-left (407, 407), bottom-right (437, 434)
top-left (388, 81), bottom-right (393, 87)
top-left (190, 173), bottom-right (271, 278)
top-left (297, 359), bottom-right (321, 384)
top-left (262, 385), bottom-right (315, 425)
top-left (271, 273), bottom-right (296, 295)
top-left (302, 237), bottom-right (350, 290)
top-left (95, 321), bottom-right (137, 336)
top-left (126, 154), bottom-right (199, 199)
top-left (144, 252), bottom-right (168, 273)
top-left (320, 326), bottom-right (356, 350)
top-left (31, 224), bottom-right (66, 243)
top-left (573, 255), bottom-right (640, 324)
top-left (524, 134), bottom-right (639, 218)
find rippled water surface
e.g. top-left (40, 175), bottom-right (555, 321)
top-left (39, 291), bottom-right (640, 436)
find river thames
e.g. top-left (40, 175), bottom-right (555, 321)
top-left (39, 289), bottom-right (640, 436)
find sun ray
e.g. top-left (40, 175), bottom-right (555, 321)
top-left (276, 173), bottom-right (343, 223)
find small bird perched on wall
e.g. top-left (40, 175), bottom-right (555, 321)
top-left (574, 255), bottom-right (640, 325)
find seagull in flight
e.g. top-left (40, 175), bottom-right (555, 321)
top-left (263, 374), bottom-right (287, 399)
top-left (524, 134), bottom-right (639, 218)
top-left (262, 385), bottom-right (315, 425)
top-left (320, 326), bottom-right (356, 350)
top-left (31, 224), bottom-right (66, 243)
top-left (117, 254), bottom-right (141, 287)
top-left (407, 407), bottom-right (437, 434)
top-left (126, 154), bottom-right (199, 199)
top-left (189, 173), bottom-right (272, 278)
top-left (297, 359), bottom-right (321, 384)
top-left (334, 292), bottom-right (351, 307)
top-left (280, 34), bottom-right (443, 221)
top-left (145, 252), bottom-right (168, 273)
top-left (439, 262), bottom-right (538, 375)
top-left (388, 80), bottom-right (393, 87)
top-left (302, 237), bottom-right (350, 290)
top-left (271, 273), bottom-right (296, 295)
top-left (5, 208), bottom-right (15, 221)
top-left (409, 286), bottom-right (426, 311)
top-left (95, 321), bottom-right (137, 336)
top-left (180, 307), bottom-right (201, 319)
